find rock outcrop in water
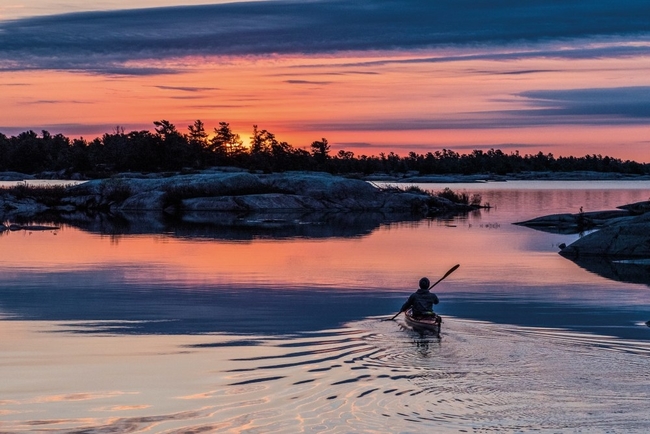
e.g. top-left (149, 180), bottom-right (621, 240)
top-left (67, 171), bottom-right (471, 213)
top-left (513, 210), bottom-right (634, 234)
top-left (559, 216), bottom-right (650, 258)
top-left (1, 171), bottom-right (480, 235)
top-left (516, 200), bottom-right (650, 257)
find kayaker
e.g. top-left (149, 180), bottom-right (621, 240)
top-left (400, 277), bottom-right (439, 319)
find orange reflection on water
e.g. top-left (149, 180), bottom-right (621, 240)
top-left (5, 182), bottom-right (650, 292)
top-left (0, 216), bottom-right (601, 291)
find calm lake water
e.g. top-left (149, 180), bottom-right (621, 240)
top-left (2, 180), bottom-right (650, 432)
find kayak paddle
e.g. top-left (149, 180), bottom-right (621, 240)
top-left (387, 263), bottom-right (460, 321)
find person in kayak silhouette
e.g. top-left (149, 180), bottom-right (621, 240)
top-left (400, 277), bottom-right (439, 319)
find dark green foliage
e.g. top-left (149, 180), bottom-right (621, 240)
top-left (437, 187), bottom-right (471, 205)
top-left (436, 188), bottom-right (481, 206)
top-left (210, 122), bottom-right (244, 157)
top-left (404, 185), bottom-right (427, 194)
top-left (0, 130), bottom-right (71, 173)
top-left (311, 138), bottom-right (330, 164)
top-left (376, 184), bottom-right (481, 206)
top-left (439, 188), bottom-right (482, 206)
top-left (375, 183), bottom-right (426, 193)
top-left (100, 180), bottom-right (133, 203)
top-left (0, 121), bottom-right (648, 178)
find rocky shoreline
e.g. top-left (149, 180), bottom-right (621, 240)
top-left (5, 169), bottom-right (647, 244)
top-left (5, 169), bottom-right (650, 184)
top-left (1, 170), bottom-right (481, 235)
top-left (365, 170), bottom-right (650, 183)
top-left (515, 200), bottom-right (650, 257)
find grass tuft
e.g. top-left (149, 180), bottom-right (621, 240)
top-left (0, 183), bottom-right (71, 206)
top-left (437, 187), bottom-right (482, 206)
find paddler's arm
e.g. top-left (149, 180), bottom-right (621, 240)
top-left (400, 294), bottom-right (415, 313)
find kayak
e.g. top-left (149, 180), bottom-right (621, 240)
top-left (404, 309), bottom-right (441, 335)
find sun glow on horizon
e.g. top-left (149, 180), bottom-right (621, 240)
top-left (2, 49), bottom-right (650, 161)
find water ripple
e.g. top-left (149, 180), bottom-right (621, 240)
top-left (4, 317), bottom-right (650, 432)
top-left (204, 316), bottom-right (650, 432)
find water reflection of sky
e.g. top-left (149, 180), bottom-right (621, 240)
top-left (3, 181), bottom-right (650, 433)
top-left (1, 181), bottom-right (650, 339)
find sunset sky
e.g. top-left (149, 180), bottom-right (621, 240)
top-left (1, 1), bottom-right (650, 161)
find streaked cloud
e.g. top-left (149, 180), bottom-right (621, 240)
top-left (284, 80), bottom-right (332, 85)
top-left (518, 87), bottom-right (650, 118)
top-left (0, 122), bottom-right (151, 136)
top-left (154, 85), bottom-right (220, 92)
top-left (496, 70), bottom-right (559, 76)
top-left (188, 104), bottom-right (250, 109)
top-left (335, 142), bottom-right (375, 149)
top-left (0, 0), bottom-right (247, 21)
top-left (20, 99), bottom-right (90, 105)
top-left (1, 1), bottom-right (649, 74)
top-left (331, 141), bottom-right (555, 155)
top-left (302, 86), bottom-right (650, 132)
top-left (330, 44), bottom-right (650, 69)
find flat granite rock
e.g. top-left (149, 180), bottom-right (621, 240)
top-left (516, 200), bottom-right (650, 257)
top-left (558, 210), bottom-right (650, 257)
top-left (560, 222), bottom-right (650, 257)
top-left (1, 171), bottom-right (481, 231)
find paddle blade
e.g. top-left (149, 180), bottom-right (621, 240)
top-left (429, 264), bottom-right (460, 289)
top-left (443, 263), bottom-right (460, 278)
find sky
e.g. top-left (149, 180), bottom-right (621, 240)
top-left (1, 1), bottom-right (650, 161)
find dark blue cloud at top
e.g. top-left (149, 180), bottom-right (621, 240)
top-left (1, 0), bottom-right (650, 74)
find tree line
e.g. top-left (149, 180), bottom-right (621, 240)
top-left (0, 120), bottom-right (647, 177)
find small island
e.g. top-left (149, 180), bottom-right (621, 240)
top-left (0, 170), bottom-right (484, 236)
top-left (516, 200), bottom-right (650, 257)
top-left (2, 121), bottom-right (649, 237)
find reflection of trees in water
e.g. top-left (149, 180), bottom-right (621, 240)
top-left (568, 256), bottom-right (650, 287)
top-left (46, 210), bottom-right (439, 240)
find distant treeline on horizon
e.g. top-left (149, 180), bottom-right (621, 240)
top-left (1, 120), bottom-right (648, 178)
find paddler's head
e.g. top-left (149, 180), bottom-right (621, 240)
top-left (419, 277), bottom-right (430, 290)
